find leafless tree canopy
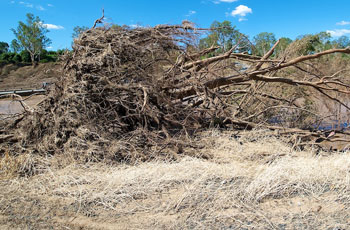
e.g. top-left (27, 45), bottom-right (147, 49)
top-left (2, 24), bottom-right (350, 164)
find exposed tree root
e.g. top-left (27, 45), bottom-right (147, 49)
top-left (1, 23), bottom-right (350, 172)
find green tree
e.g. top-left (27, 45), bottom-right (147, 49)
top-left (0, 53), bottom-right (15, 63)
top-left (295, 34), bottom-right (320, 55)
top-left (12, 53), bottom-right (22, 63)
top-left (275, 37), bottom-right (293, 57)
top-left (11, 13), bottom-right (51, 66)
top-left (253, 32), bottom-right (277, 56)
top-left (294, 32), bottom-right (332, 55)
top-left (211, 21), bottom-right (235, 51)
top-left (72, 26), bottom-right (89, 39)
top-left (40, 49), bottom-right (58, 63)
top-left (0, 42), bottom-right (9, 55)
top-left (20, 50), bottom-right (31, 63)
top-left (199, 20), bottom-right (250, 55)
top-left (332, 36), bottom-right (350, 48)
top-left (314, 32), bottom-right (331, 52)
top-left (10, 39), bottom-right (22, 53)
top-left (56, 49), bottom-right (66, 55)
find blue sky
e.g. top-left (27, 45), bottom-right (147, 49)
top-left (1, 0), bottom-right (350, 50)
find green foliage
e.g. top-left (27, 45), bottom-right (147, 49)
top-left (11, 13), bottom-right (51, 65)
top-left (10, 39), bottom-right (22, 53)
top-left (0, 41), bottom-right (60, 65)
top-left (72, 26), bottom-right (89, 39)
top-left (332, 36), bottom-right (350, 48)
top-left (211, 21), bottom-right (236, 51)
top-left (0, 48), bottom-right (60, 65)
top-left (252, 32), bottom-right (277, 56)
top-left (57, 49), bottom-right (66, 55)
top-left (294, 32), bottom-right (332, 55)
top-left (12, 54), bottom-right (22, 63)
top-left (0, 52), bottom-right (23, 64)
top-left (0, 47), bottom-right (64, 64)
top-left (20, 50), bottom-right (31, 63)
top-left (40, 49), bottom-right (58, 63)
top-left (313, 32), bottom-right (331, 52)
top-left (275, 37), bottom-right (292, 57)
top-left (0, 42), bottom-right (9, 55)
top-left (0, 53), bottom-right (15, 63)
top-left (199, 20), bottom-right (250, 56)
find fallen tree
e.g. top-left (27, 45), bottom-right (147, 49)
top-left (2, 22), bottom-right (350, 168)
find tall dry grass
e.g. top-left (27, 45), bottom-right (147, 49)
top-left (1, 129), bottom-right (350, 229)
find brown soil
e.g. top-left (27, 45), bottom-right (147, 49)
top-left (0, 95), bottom-right (46, 115)
top-left (0, 63), bottom-right (61, 90)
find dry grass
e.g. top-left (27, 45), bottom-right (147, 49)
top-left (1, 130), bottom-right (350, 229)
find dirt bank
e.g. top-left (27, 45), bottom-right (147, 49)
top-left (0, 63), bottom-right (61, 90)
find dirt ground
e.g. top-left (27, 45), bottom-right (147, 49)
top-left (0, 63), bottom-right (61, 90)
top-left (0, 95), bottom-right (46, 115)
top-left (1, 130), bottom-right (350, 229)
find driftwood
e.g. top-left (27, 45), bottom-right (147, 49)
top-left (2, 23), bottom-right (350, 165)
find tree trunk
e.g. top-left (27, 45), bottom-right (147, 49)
top-left (30, 52), bottom-right (38, 67)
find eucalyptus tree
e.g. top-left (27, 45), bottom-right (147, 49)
top-left (11, 13), bottom-right (51, 66)
top-left (253, 32), bottom-right (277, 56)
top-left (199, 20), bottom-right (250, 55)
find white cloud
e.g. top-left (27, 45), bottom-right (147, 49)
top-left (336, 21), bottom-right (350, 26)
top-left (43, 23), bottom-right (64, 30)
top-left (36, 5), bottom-right (45, 11)
top-left (18, 1), bottom-right (33, 8)
top-left (327, 29), bottom-right (350, 37)
top-left (186, 10), bottom-right (196, 17)
top-left (231, 5), bottom-right (252, 17)
top-left (15, 1), bottom-right (49, 10)
top-left (238, 18), bottom-right (247, 22)
top-left (130, 24), bottom-right (143, 29)
top-left (47, 46), bottom-right (53, 49)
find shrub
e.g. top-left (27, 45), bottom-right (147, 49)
top-left (20, 50), bottom-right (31, 63)
top-left (12, 54), bottom-right (22, 63)
top-left (40, 49), bottom-right (58, 63)
top-left (0, 53), bottom-right (15, 62)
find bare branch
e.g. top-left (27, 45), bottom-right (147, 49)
top-left (92, 8), bottom-right (105, 29)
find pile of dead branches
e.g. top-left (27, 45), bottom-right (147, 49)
top-left (2, 23), bottom-right (350, 164)
top-left (3, 25), bottom-right (210, 162)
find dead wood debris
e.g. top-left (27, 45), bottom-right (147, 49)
top-left (1, 23), bottom-right (350, 168)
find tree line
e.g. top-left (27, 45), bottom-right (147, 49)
top-left (199, 20), bottom-right (350, 58)
top-left (1, 14), bottom-right (350, 68)
top-left (0, 44), bottom-right (65, 66)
